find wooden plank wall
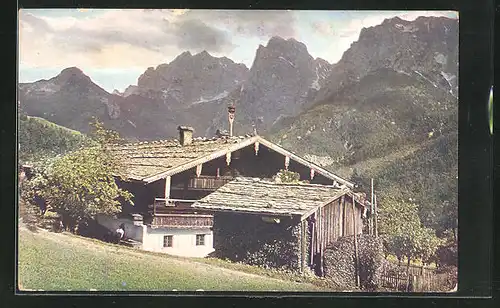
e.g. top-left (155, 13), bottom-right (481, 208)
top-left (344, 199), bottom-right (352, 236)
top-left (334, 196), bottom-right (344, 240)
top-left (309, 195), bottom-right (364, 274)
top-left (312, 196), bottom-right (362, 253)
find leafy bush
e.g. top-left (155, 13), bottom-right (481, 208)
top-left (435, 241), bottom-right (458, 268)
top-left (213, 213), bottom-right (303, 271)
top-left (274, 169), bottom-right (301, 184)
top-left (323, 234), bottom-right (384, 290)
top-left (434, 265), bottom-right (458, 291)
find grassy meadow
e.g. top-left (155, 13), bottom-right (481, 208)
top-left (18, 227), bottom-right (329, 292)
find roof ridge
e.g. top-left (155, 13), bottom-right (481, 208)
top-left (232, 176), bottom-right (345, 189)
top-left (111, 134), bottom-right (256, 148)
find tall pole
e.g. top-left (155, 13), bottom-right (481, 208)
top-left (164, 175), bottom-right (171, 206)
top-left (374, 194), bottom-right (378, 237)
top-left (370, 178), bottom-right (374, 235)
top-left (228, 105), bottom-right (235, 137)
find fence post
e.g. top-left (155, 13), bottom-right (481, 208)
top-left (412, 275), bottom-right (418, 292)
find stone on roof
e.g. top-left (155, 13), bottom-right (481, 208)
top-left (108, 136), bottom-right (257, 181)
top-left (191, 177), bottom-right (350, 216)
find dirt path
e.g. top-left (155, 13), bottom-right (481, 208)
top-left (18, 225), bottom-right (300, 285)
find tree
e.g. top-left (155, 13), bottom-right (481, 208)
top-left (415, 227), bottom-right (442, 266)
top-left (439, 200), bottom-right (458, 242)
top-left (88, 116), bottom-right (123, 146)
top-left (378, 197), bottom-right (441, 270)
top-left (22, 119), bottom-right (133, 232)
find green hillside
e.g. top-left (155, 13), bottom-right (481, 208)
top-left (18, 113), bottom-right (91, 165)
top-left (267, 68), bottom-right (458, 233)
top-left (18, 227), bottom-right (327, 291)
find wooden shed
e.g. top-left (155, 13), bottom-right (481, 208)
top-left (191, 177), bottom-right (367, 274)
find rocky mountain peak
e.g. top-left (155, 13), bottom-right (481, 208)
top-left (316, 16), bottom-right (459, 103)
top-left (237, 36), bottom-right (332, 132)
top-left (135, 50), bottom-right (249, 106)
top-left (59, 66), bottom-right (85, 76)
top-left (263, 36), bottom-right (310, 57)
top-left (53, 67), bottom-right (92, 86)
top-left (179, 50), bottom-right (192, 57)
top-left (252, 36), bottom-right (314, 70)
top-left (381, 16), bottom-right (408, 25)
top-left (194, 50), bottom-right (211, 58)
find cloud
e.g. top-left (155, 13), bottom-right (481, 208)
top-left (18, 9), bottom-right (457, 79)
top-left (311, 21), bottom-right (336, 36)
top-left (19, 9), bottom-right (247, 70)
top-left (19, 11), bottom-right (52, 32)
top-left (183, 10), bottom-right (297, 39)
top-left (172, 18), bottom-right (235, 53)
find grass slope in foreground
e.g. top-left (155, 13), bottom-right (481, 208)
top-left (18, 228), bottom-right (325, 292)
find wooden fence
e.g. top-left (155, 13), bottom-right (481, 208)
top-left (412, 271), bottom-right (454, 292)
top-left (379, 263), bottom-right (452, 292)
top-left (380, 270), bottom-right (413, 291)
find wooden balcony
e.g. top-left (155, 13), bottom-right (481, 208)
top-left (151, 198), bottom-right (198, 215)
top-left (171, 176), bottom-right (233, 191)
top-left (151, 213), bottom-right (214, 228)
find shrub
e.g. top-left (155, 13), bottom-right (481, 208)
top-left (274, 169), bottom-right (301, 184)
top-left (323, 234), bottom-right (384, 290)
top-left (436, 241), bottom-right (458, 268)
top-left (434, 265), bottom-right (458, 291)
top-left (213, 213), bottom-right (303, 271)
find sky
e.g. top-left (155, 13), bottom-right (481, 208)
top-left (18, 9), bottom-right (458, 92)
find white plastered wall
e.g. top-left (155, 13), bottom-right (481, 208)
top-left (142, 226), bottom-right (214, 258)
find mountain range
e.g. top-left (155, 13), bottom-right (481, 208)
top-left (18, 16), bottom-right (458, 141)
top-left (18, 15), bottom-right (459, 232)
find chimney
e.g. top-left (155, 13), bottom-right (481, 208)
top-left (228, 105), bottom-right (236, 137)
top-left (178, 126), bottom-right (194, 146)
top-left (131, 214), bottom-right (143, 226)
top-left (252, 124), bottom-right (257, 136)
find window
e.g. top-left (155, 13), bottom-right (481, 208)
top-left (196, 234), bottom-right (205, 246)
top-left (163, 235), bottom-right (173, 248)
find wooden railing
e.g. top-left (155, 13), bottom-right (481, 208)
top-left (151, 198), bottom-right (201, 215)
top-left (171, 176), bottom-right (233, 191)
top-left (151, 213), bottom-right (214, 228)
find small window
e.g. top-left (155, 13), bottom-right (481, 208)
top-left (163, 235), bottom-right (173, 248)
top-left (196, 234), bottom-right (205, 246)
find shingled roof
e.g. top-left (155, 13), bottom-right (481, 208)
top-left (109, 135), bottom-right (354, 188)
top-left (108, 135), bottom-right (258, 181)
top-left (191, 177), bottom-right (356, 217)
